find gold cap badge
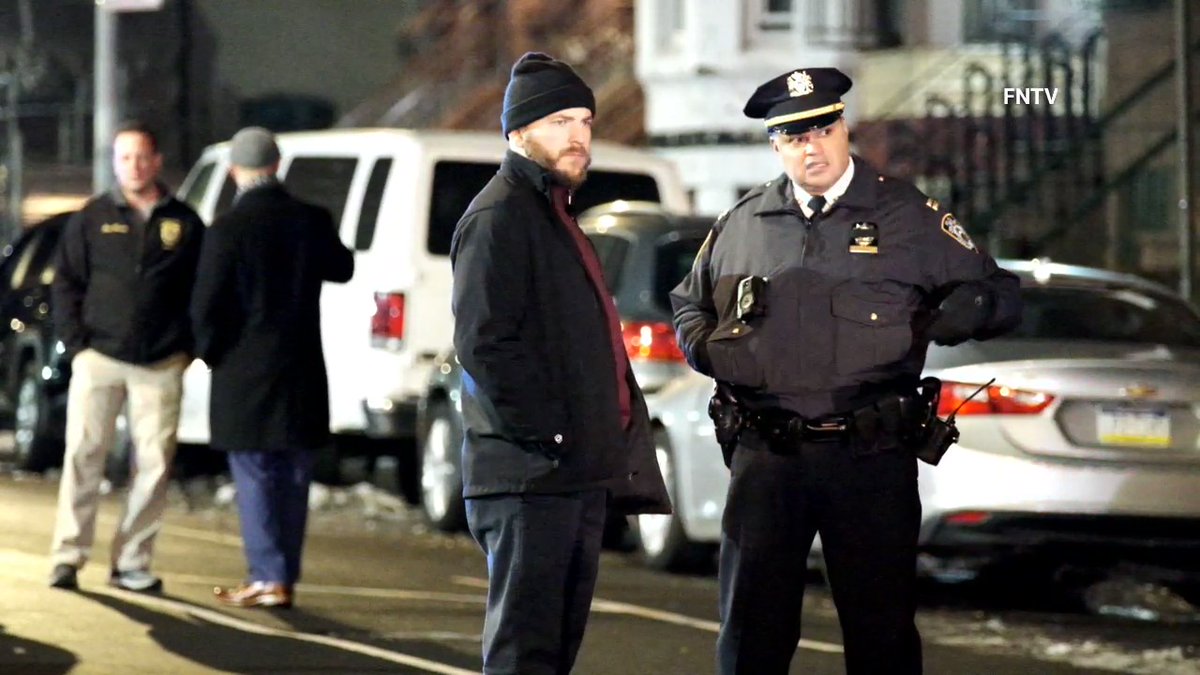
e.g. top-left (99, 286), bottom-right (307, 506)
top-left (787, 71), bottom-right (814, 97)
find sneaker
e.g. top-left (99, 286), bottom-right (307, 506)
top-left (49, 564), bottom-right (78, 590)
top-left (109, 569), bottom-right (163, 593)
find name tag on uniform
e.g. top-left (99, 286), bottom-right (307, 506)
top-left (849, 222), bottom-right (878, 254)
top-left (100, 223), bottom-right (129, 234)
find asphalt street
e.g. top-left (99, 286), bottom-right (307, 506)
top-left (1, 462), bottom-right (1198, 674)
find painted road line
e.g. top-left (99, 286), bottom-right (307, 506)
top-left (161, 524), bottom-right (243, 547)
top-left (450, 575), bottom-right (844, 654)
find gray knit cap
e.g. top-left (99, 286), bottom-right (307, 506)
top-left (229, 126), bottom-right (280, 169)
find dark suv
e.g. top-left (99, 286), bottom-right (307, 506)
top-left (415, 201), bottom-right (712, 531)
top-left (0, 213), bottom-right (73, 470)
top-left (0, 213), bottom-right (145, 480)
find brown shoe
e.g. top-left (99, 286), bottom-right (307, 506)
top-left (213, 581), bottom-right (293, 608)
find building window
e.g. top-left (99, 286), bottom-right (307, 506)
top-left (963, 0), bottom-right (1037, 44)
top-left (750, 0), bottom-right (901, 48)
top-left (660, 0), bottom-right (687, 50)
top-left (760, 0), bottom-right (793, 30)
top-left (1125, 167), bottom-right (1171, 233)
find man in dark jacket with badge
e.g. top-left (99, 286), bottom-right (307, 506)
top-left (451, 52), bottom-right (669, 675)
top-left (49, 120), bottom-right (204, 593)
top-left (190, 127), bottom-right (354, 609)
top-left (671, 68), bottom-right (1022, 674)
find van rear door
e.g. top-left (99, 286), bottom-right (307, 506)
top-left (279, 154), bottom-right (370, 433)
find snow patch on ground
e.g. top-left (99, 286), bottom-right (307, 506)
top-left (922, 613), bottom-right (1200, 673)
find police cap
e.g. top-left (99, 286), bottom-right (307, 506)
top-left (743, 67), bottom-right (853, 135)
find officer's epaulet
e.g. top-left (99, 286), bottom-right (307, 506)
top-left (873, 172), bottom-right (936, 212)
top-left (708, 181), bottom-right (771, 246)
top-left (717, 179), bottom-right (773, 224)
top-left (880, 176), bottom-right (980, 253)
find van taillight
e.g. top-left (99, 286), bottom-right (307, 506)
top-left (372, 292), bottom-right (405, 346)
top-left (621, 321), bottom-right (685, 362)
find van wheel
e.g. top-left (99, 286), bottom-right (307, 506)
top-left (634, 429), bottom-right (715, 572)
top-left (420, 400), bottom-right (466, 532)
top-left (13, 361), bottom-right (60, 472)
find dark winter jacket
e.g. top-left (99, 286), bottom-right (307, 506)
top-left (52, 187), bottom-right (204, 364)
top-left (189, 183), bottom-right (354, 451)
top-left (450, 151), bottom-right (669, 514)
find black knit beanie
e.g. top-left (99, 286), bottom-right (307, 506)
top-left (501, 52), bottom-right (596, 136)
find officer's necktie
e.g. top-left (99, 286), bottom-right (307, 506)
top-left (807, 195), bottom-right (827, 222)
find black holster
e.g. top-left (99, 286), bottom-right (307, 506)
top-left (707, 382), bottom-right (744, 468)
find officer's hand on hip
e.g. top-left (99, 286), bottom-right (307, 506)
top-left (925, 282), bottom-right (994, 346)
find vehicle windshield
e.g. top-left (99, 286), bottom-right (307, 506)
top-left (1011, 284), bottom-right (1200, 348)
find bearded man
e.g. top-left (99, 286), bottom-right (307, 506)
top-left (448, 52), bottom-right (669, 675)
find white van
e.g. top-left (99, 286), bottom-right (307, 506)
top-left (175, 128), bottom-right (688, 462)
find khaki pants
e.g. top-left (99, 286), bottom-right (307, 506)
top-left (50, 349), bottom-right (188, 573)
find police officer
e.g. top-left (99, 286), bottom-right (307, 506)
top-left (671, 68), bottom-right (1022, 674)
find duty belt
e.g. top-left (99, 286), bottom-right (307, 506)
top-left (743, 408), bottom-right (851, 445)
top-left (743, 393), bottom-right (921, 448)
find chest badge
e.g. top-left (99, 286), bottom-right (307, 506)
top-left (848, 222), bottom-right (879, 254)
top-left (100, 222), bottom-right (129, 235)
top-left (159, 219), bottom-right (182, 250)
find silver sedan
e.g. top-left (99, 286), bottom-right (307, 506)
top-left (638, 260), bottom-right (1200, 581)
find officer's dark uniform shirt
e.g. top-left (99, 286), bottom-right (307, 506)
top-left (670, 157), bottom-right (1022, 419)
top-left (53, 184), bottom-right (204, 365)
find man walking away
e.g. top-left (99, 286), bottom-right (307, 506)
top-left (191, 127), bottom-right (354, 609)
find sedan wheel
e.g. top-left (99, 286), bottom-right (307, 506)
top-left (420, 401), bottom-right (466, 532)
top-left (13, 362), bottom-right (59, 472)
top-left (635, 430), bottom-right (715, 572)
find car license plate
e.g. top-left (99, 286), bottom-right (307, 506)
top-left (1097, 406), bottom-right (1171, 447)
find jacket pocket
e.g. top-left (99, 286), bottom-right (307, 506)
top-left (705, 321), bottom-right (765, 388)
top-left (831, 291), bottom-right (913, 375)
top-left (521, 440), bottom-right (562, 481)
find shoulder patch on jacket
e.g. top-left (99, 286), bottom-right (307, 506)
top-left (940, 213), bottom-right (978, 252)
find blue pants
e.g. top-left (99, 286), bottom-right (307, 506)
top-left (466, 489), bottom-right (607, 675)
top-left (227, 450), bottom-right (315, 586)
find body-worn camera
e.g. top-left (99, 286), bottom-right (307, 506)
top-left (736, 276), bottom-right (768, 321)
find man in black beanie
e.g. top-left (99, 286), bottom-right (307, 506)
top-left (451, 52), bottom-right (669, 674)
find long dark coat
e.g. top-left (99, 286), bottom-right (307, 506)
top-left (450, 151), bottom-right (670, 515)
top-left (189, 183), bottom-right (354, 451)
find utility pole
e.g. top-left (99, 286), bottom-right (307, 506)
top-left (1, 72), bottom-right (23, 235)
top-left (93, 4), bottom-right (119, 193)
top-left (1178, 0), bottom-right (1196, 302)
top-left (1, 0), bottom-right (34, 235)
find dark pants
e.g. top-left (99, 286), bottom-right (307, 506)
top-left (227, 449), bottom-right (315, 586)
top-left (717, 432), bottom-right (922, 675)
top-left (466, 489), bottom-right (608, 675)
